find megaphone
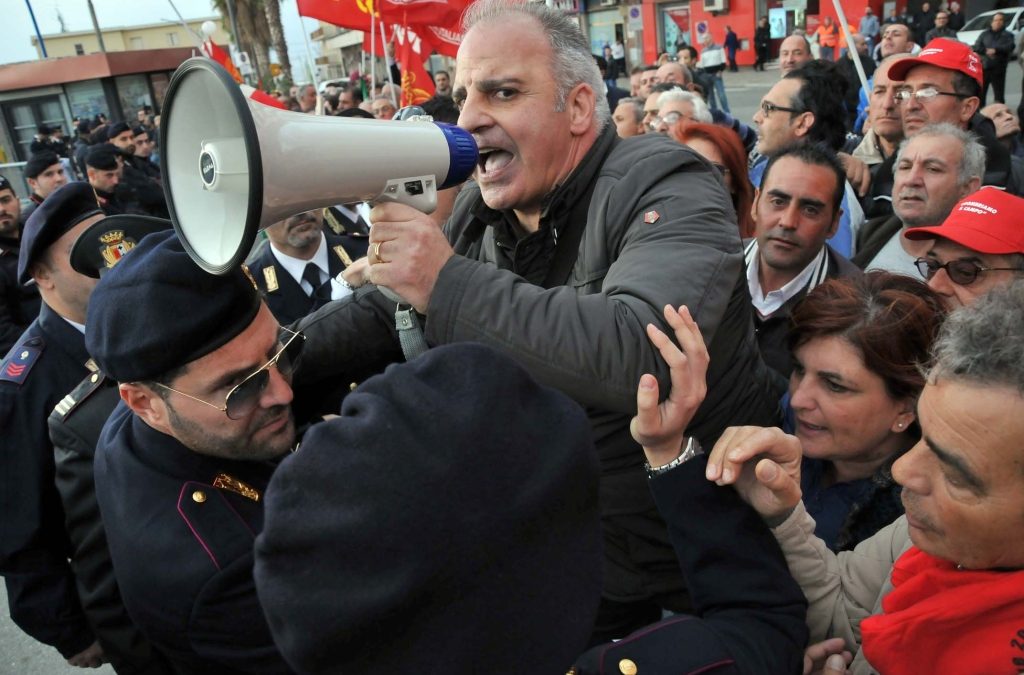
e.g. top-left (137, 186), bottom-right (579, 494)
top-left (160, 57), bottom-right (478, 275)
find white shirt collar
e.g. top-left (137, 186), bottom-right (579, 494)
top-left (270, 233), bottom-right (330, 292)
top-left (745, 240), bottom-right (827, 317)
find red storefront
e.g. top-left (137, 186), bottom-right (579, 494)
top-left (639, 0), bottom-right (903, 66)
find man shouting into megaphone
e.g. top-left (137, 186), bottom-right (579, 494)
top-left (299, 0), bottom-right (784, 646)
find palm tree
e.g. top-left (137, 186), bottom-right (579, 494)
top-left (264, 0), bottom-right (293, 85)
top-left (212, 0), bottom-right (273, 85)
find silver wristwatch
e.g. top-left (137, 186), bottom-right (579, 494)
top-left (644, 437), bottom-right (704, 477)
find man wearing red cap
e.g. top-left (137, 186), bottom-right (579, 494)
top-left (865, 38), bottom-right (1021, 218)
top-left (904, 186), bottom-right (1024, 308)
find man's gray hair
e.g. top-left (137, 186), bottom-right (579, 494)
top-left (928, 279), bottom-right (1024, 396)
top-left (462, 0), bottom-right (610, 131)
top-left (656, 89), bottom-right (713, 123)
top-left (617, 97), bottom-right (645, 124)
top-left (897, 123), bottom-right (986, 188)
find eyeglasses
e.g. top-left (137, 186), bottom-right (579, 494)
top-left (760, 100), bottom-right (802, 117)
top-left (914, 257), bottom-right (1021, 285)
top-left (893, 87), bottom-right (968, 104)
top-left (650, 111), bottom-right (692, 129)
top-left (151, 326), bottom-right (305, 420)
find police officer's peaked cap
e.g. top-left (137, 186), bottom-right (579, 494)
top-left (70, 214), bottom-right (171, 278)
top-left (17, 181), bottom-right (103, 285)
top-left (86, 230), bottom-right (261, 383)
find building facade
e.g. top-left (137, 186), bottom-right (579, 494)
top-left (31, 18), bottom-right (229, 59)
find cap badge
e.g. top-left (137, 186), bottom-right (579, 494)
top-left (98, 230), bottom-right (138, 268)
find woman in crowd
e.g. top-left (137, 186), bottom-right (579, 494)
top-left (784, 272), bottom-right (945, 551)
top-left (671, 122), bottom-right (754, 237)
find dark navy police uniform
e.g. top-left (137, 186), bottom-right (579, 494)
top-left (95, 403), bottom-right (292, 674)
top-left (0, 303), bottom-right (95, 657)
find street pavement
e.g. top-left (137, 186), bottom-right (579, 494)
top-left (0, 581), bottom-right (114, 674)
top-left (1, 58), bottom-right (1022, 675)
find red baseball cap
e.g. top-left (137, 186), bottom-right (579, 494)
top-left (905, 187), bottom-right (1024, 254)
top-left (888, 38), bottom-right (984, 88)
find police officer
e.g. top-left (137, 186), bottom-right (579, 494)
top-left (247, 209), bottom-right (363, 324)
top-left (0, 175), bottom-right (40, 354)
top-left (86, 231), bottom-right (295, 673)
top-left (0, 182), bottom-right (105, 668)
top-left (85, 144), bottom-right (135, 216)
top-left (48, 214), bottom-right (174, 674)
top-left (22, 151), bottom-right (70, 224)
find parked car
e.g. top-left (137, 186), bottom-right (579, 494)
top-left (956, 7), bottom-right (1024, 47)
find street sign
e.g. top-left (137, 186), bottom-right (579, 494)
top-left (696, 20), bottom-right (709, 35)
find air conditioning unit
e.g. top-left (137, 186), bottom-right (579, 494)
top-left (600, 0), bottom-right (617, 6)
top-left (703, 0), bottom-right (728, 12)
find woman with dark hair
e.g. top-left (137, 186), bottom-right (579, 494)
top-left (785, 272), bottom-right (946, 551)
top-left (671, 122), bottom-right (755, 237)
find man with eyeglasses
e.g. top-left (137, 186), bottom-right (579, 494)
top-left (0, 183), bottom-right (107, 668)
top-left (903, 187), bottom-right (1024, 308)
top-left (864, 38), bottom-right (1021, 220)
top-left (651, 89), bottom-right (712, 134)
top-left (855, 123), bottom-right (983, 275)
top-left (750, 63), bottom-right (863, 258)
top-left (85, 230), bottom-right (299, 672)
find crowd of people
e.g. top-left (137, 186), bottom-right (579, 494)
top-left (1, 0), bottom-right (1024, 673)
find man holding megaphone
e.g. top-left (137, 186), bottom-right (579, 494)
top-left (289, 0), bottom-right (784, 642)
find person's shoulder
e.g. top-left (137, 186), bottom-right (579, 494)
top-left (0, 324), bottom-right (45, 389)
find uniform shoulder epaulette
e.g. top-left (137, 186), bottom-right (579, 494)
top-left (332, 244), bottom-right (354, 268)
top-left (0, 336), bottom-right (44, 386)
top-left (52, 371), bottom-right (107, 422)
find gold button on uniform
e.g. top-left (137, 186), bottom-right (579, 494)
top-left (349, 382), bottom-right (358, 391)
top-left (90, 373), bottom-right (99, 383)
top-left (192, 490), bottom-right (207, 503)
top-left (619, 658), bottom-right (637, 675)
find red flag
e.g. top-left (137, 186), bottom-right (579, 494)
top-left (241, 84), bottom-right (288, 110)
top-left (420, 24), bottom-right (461, 57)
top-left (298, 0), bottom-right (374, 31)
top-left (202, 39), bottom-right (243, 83)
top-left (394, 25), bottom-right (434, 106)
top-left (377, 0), bottom-right (470, 26)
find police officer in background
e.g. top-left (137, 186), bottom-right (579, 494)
top-left (247, 209), bottom-right (361, 324)
top-left (23, 151), bottom-right (70, 224)
top-left (48, 214), bottom-right (174, 674)
top-left (0, 175), bottom-right (40, 354)
top-left (0, 183), bottom-right (105, 668)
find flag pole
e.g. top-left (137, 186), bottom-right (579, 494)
top-left (381, 20), bottom-right (397, 106)
top-left (832, 0), bottom-right (869, 103)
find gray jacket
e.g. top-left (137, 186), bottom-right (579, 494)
top-left (297, 128), bottom-right (781, 600)
top-left (772, 502), bottom-right (912, 674)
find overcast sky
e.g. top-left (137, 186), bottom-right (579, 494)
top-left (4, 0), bottom-right (321, 78)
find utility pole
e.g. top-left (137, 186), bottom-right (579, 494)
top-left (25, 0), bottom-right (47, 58)
top-left (87, 0), bottom-right (107, 53)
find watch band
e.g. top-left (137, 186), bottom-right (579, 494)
top-left (644, 437), bottom-right (704, 477)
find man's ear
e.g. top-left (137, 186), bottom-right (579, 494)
top-left (566, 82), bottom-right (597, 136)
top-left (959, 96), bottom-right (980, 124)
top-left (119, 382), bottom-right (171, 434)
top-left (750, 187), bottom-right (761, 225)
top-left (30, 261), bottom-right (54, 291)
top-left (793, 110), bottom-right (816, 138)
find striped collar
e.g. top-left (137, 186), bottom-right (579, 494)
top-left (744, 240), bottom-right (831, 317)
